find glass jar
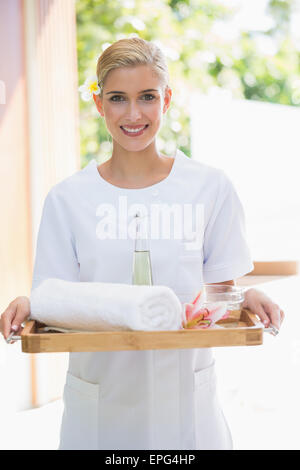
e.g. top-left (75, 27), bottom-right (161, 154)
top-left (203, 284), bottom-right (245, 312)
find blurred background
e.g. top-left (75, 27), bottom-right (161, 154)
top-left (0, 0), bottom-right (300, 449)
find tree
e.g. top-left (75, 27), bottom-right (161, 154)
top-left (76, 0), bottom-right (300, 166)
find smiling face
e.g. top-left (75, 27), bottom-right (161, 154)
top-left (93, 65), bottom-right (172, 152)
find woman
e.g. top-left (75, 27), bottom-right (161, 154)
top-left (1, 38), bottom-right (284, 449)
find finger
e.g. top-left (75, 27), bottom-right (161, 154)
top-left (280, 309), bottom-right (285, 325)
top-left (1, 304), bottom-right (17, 339)
top-left (250, 303), bottom-right (270, 327)
top-left (263, 302), bottom-right (281, 330)
top-left (11, 303), bottom-right (27, 333)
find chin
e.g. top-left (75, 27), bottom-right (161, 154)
top-left (116, 138), bottom-right (155, 152)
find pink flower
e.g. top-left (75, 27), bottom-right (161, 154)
top-left (182, 289), bottom-right (229, 329)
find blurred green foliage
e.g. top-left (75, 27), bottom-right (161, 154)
top-left (76, 0), bottom-right (300, 167)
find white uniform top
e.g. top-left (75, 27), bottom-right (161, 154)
top-left (31, 148), bottom-right (253, 450)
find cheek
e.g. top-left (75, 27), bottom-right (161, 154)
top-left (105, 107), bottom-right (121, 122)
top-left (147, 105), bottom-right (163, 124)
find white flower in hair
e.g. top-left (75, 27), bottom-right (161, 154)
top-left (78, 75), bottom-right (101, 101)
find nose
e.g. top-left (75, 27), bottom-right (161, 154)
top-left (126, 100), bottom-right (142, 121)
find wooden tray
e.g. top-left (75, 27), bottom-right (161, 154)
top-left (20, 309), bottom-right (263, 353)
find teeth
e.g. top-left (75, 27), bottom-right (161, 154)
top-left (122, 126), bottom-right (146, 133)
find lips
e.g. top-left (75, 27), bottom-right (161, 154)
top-left (121, 124), bottom-right (147, 129)
top-left (120, 124), bottom-right (149, 137)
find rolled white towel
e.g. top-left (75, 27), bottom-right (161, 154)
top-left (30, 278), bottom-right (184, 332)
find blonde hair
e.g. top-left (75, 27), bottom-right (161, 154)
top-left (96, 37), bottom-right (170, 96)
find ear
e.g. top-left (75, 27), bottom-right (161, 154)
top-left (93, 93), bottom-right (104, 116)
top-left (163, 86), bottom-right (172, 114)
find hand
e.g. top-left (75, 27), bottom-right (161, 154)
top-left (242, 288), bottom-right (284, 330)
top-left (0, 296), bottom-right (31, 342)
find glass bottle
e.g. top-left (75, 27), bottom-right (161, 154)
top-left (132, 212), bottom-right (153, 285)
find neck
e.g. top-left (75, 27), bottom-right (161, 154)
top-left (108, 141), bottom-right (168, 183)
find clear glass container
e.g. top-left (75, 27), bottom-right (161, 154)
top-left (132, 212), bottom-right (153, 286)
top-left (203, 284), bottom-right (245, 311)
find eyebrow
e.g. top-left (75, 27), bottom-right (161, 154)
top-left (105, 89), bottom-right (158, 95)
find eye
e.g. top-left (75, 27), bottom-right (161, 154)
top-left (141, 94), bottom-right (155, 101)
top-left (110, 95), bottom-right (124, 102)
top-left (109, 94), bottom-right (156, 102)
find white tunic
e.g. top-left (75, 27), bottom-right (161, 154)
top-left (31, 148), bottom-right (253, 450)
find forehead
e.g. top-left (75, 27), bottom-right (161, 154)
top-left (104, 65), bottom-right (162, 92)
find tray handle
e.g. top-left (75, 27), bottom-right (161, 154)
top-left (242, 308), bottom-right (279, 336)
top-left (6, 320), bottom-right (35, 344)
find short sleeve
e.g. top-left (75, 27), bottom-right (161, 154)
top-left (203, 172), bottom-right (254, 283)
top-left (31, 188), bottom-right (80, 292)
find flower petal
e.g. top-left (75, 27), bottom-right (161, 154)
top-left (205, 302), bottom-right (228, 323)
top-left (190, 308), bottom-right (208, 322)
top-left (184, 303), bottom-right (194, 321)
top-left (81, 91), bottom-right (92, 101)
top-left (191, 289), bottom-right (205, 310)
top-left (86, 74), bottom-right (98, 85)
top-left (93, 87), bottom-right (101, 95)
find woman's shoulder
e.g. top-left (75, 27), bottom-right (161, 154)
top-left (47, 160), bottom-right (96, 199)
top-left (177, 149), bottom-right (229, 186)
